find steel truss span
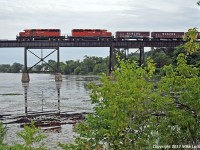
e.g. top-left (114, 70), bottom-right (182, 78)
top-left (0, 40), bottom-right (184, 48)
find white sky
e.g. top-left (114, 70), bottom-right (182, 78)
top-left (0, 0), bottom-right (200, 65)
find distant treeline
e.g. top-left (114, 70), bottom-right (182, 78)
top-left (0, 63), bottom-right (23, 73)
top-left (0, 47), bottom-right (200, 74)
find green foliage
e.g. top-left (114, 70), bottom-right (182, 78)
top-left (12, 121), bottom-right (47, 150)
top-left (64, 60), bottom-right (80, 74)
top-left (157, 53), bottom-right (200, 145)
top-left (0, 145), bottom-right (10, 150)
top-left (183, 28), bottom-right (200, 55)
top-left (11, 63), bottom-right (23, 73)
top-left (63, 56), bottom-right (109, 75)
top-left (0, 121), bottom-right (48, 150)
top-left (60, 49), bottom-right (200, 149)
top-left (0, 63), bottom-right (23, 73)
top-left (0, 122), bottom-right (7, 145)
top-left (47, 60), bottom-right (57, 72)
top-left (0, 64), bottom-right (11, 72)
top-left (147, 48), bottom-right (174, 68)
top-left (60, 57), bottom-right (159, 149)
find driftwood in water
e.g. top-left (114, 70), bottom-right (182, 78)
top-left (3, 111), bottom-right (89, 131)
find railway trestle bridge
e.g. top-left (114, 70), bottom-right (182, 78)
top-left (0, 40), bottom-right (184, 82)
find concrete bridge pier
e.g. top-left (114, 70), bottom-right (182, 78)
top-left (55, 47), bottom-right (62, 81)
top-left (22, 71), bottom-right (30, 83)
top-left (139, 47), bottom-right (145, 66)
top-left (22, 47), bottom-right (30, 82)
top-left (55, 72), bottom-right (62, 81)
top-left (109, 47), bottom-right (113, 75)
top-left (109, 46), bottom-right (117, 75)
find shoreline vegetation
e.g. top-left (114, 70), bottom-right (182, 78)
top-left (0, 41), bottom-right (200, 76)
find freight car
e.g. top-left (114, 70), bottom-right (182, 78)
top-left (115, 31), bottom-right (150, 40)
top-left (16, 29), bottom-right (65, 41)
top-left (151, 32), bottom-right (184, 41)
top-left (68, 29), bottom-right (112, 41)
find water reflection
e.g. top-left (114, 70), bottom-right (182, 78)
top-left (20, 79), bottom-right (90, 133)
top-left (22, 81), bottom-right (62, 115)
top-left (22, 82), bottom-right (29, 115)
top-left (21, 81), bottom-right (63, 132)
top-left (56, 81), bottom-right (62, 113)
top-left (1, 74), bottom-right (97, 147)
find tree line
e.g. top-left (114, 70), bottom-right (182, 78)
top-left (0, 47), bottom-right (200, 76)
top-left (0, 53), bottom-right (140, 75)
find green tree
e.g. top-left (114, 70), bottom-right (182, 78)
top-left (64, 60), bottom-right (80, 74)
top-left (80, 56), bottom-right (99, 74)
top-left (47, 60), bottom-right (57, 72)
top-left (60, 58), bottom-right (159, 149)
top-left (156, 53), bottom-right (200, 145)
top-left (148, 48), bottom-right (173, 68)
top-left (0, 64), bottom-right (11, 72)
top-left (183, 28), bottom-right (200, 55)
top-left (60, 54), bottom-right (200, 149)
top-left (12, 121), bottom-right (47, 150)
top-left (93, 57), bottom-right (109, 75)
top-left (10, 62), bottom-right (23, 73)
top-left (0, 122), bottom-right (7, 145)
top-left (78, 56), bottom-right (108, 75)
top-left (33, 64), bottom-right (43, 72)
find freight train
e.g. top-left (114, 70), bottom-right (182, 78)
top-left (16, 29), bottom-right (200, 41)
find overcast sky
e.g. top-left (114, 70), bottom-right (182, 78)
top-left (0, 0), bottom-right (200, 65)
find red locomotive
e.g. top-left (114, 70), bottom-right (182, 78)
top-left (72, 29), bottom-right (112, 37)
top-left (17, 29), bottom-right (64, 41)
top-left (151, 32), bottom-right (184, 40)
top-left (69, 29), bottom-right (112, 41)
top-left (115, 31), bottom-right (150, 40)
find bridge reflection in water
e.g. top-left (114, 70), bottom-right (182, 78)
top-left (21, 81), bottom-right (85, 132)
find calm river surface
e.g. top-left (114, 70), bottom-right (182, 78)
top-left (0, 73), bottom-right (98, 149)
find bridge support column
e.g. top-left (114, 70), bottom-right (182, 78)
top-left (109, 47), bottom-right (116, 75)
top-left (109, 47), bottom-right (112, 75)
top-left (22, 47), bottom-right (30, 82)
top-left (139, 47), bottom-right (145, 66)
top-left (55, 47), bottom-right (62, 81)
top-left (55, 72), bottom-right (62, 81)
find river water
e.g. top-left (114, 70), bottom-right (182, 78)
top-left (0, 73), bottom-right (98, 149)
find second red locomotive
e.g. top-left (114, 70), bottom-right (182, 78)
top-left (68, 29), bottom-right (112, 41)
top-left (72, 29), bottom-right (112, 37)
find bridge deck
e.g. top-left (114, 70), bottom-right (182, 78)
top-left (0, 40), bottom-right (184, 48)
